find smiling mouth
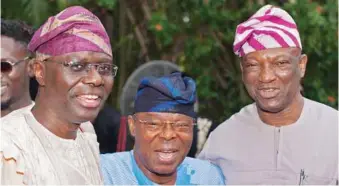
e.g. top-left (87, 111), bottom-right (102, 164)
top-left (155, 150), bottom-right (179, 163)
top-left (257, 88), bottom-right (280, 99)
top-left (76, 94), bottom-right (102, 109)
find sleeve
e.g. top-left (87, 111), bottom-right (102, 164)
top-left (1, 131), bottom-right (25, 185)
top-left (100, 155), bottom-right (117, 185)
top-left (1, 156), bottom-right (25, 185)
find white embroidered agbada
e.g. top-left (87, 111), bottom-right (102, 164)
top-left (1, 111), bottom-right (103, 185)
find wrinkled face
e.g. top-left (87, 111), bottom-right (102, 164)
top-left (34, 51), bottom-right (114, 123)
top-left (128, 112), bottom-right (194, 176)
top-left (1, 36), bottom-right (30, 109)
top-left (241, 47), bottom-right (307, 113)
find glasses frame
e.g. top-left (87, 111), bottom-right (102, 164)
top-left (1, 56), bottom-right (31, 73)
top-left (44, 59), bottom-right (119, 77)
top-left (132, 114), bottom-right (197, 133)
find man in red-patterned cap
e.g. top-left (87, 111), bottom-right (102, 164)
top-left (1, 6), bottom-right (117, 185)
top-left (199, 4), bottom-right (338, 185)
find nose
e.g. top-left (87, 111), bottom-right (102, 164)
top-left (259, 65), bottom-right (276, 83)
top-left (159, 123), bottom-right (177, 141)
top-left (82, 67), bottom-right (104, 87)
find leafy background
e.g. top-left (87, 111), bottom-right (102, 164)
top-left (2, 0), bottom-right (337, 123)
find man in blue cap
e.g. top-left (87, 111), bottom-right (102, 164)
top-left (100, 72), bottom-right (225, 185)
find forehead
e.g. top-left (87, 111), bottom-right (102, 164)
top-left (243, 47), bottom-right (301, 61)
top-left (135, 112), bottom-right (192, 120)
top-left (50, 51), bottom-right (112, 62)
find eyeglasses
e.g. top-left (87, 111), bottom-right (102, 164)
top-left (133, 115), bottom-right (196, 133)
top-left (1, 57), bottom-right (30, 73)
top-left (45, 59), bottom-right (118, 77)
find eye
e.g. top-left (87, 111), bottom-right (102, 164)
top-left (244, 61), bottom-right (259, 68)
top-left (145, 121), bottom-right (162, 129)
top-left (69, 62), bottom-right (86, 72)
top-left (98, 64), bottom-right (112, 75)
top-left (247, 64), bottom-right (256, 67)
top-left (174, 122), bottom-right (190, 128)
top-left (276, 60), bottom-right (290, 66)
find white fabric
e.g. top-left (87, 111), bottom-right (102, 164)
top-left (198, 98), bottom-right (338, 185)
top-left (1, 111), bottom-right (103, 185)
top-left (1, 101), bottom-right (34, 120)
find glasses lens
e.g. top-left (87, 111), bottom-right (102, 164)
top-left (1, 61), bottom-right (13, 73)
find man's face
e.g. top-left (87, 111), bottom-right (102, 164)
top-left (129, 112), bottom-right (193, 176)
top-left (1, 36), bottom-right (30, 109)
top-left (241, 47), bottom-right (307, 113)
top-left (36, 51), bottom-right (114, 123)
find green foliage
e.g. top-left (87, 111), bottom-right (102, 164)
top-left (149, 12), bottom-right (179, 46)
top-left (97, 0), bottom-right (117, 10)
top-left (1, 0), bottom-right (51, 26)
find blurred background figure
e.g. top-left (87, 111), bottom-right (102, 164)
top-left (1, 19), bottom-right (35, 118)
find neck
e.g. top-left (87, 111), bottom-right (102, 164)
top-left (257, 93), bottom-right (304, 127)
top-left (31, 96), bottom-right (79, 140)
top-left (134, 151), bottom-right (177, 185)
top-left (1, 92), bottom-right (32, 117)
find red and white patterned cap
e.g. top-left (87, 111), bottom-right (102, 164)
top-left (233, 5), bottom-right (302, 57)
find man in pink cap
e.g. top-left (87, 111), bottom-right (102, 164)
top-left (198, 5), bottom-right (338, 185)
top-left (1, 6), bottom-right (117, 185)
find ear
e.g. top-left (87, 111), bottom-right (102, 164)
top-left (33, 60), bottom-right (46, 86)
top-left (128, 115), bottom-right (136, 137)
top-left (298, 54), bottom-right (308, 78)
top-left (27, 58), bottom-right (35, 77)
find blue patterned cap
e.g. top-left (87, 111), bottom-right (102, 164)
top-left (134, 72), bottom-right (197, 118)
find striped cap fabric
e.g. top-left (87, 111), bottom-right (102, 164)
top-left (28, 6), bottom-right (112, 60)
top-left (233, 5), bottom-right (302, 57)
top-left (134, 72), bottom-right (197, 118)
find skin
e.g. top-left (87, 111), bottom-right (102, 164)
top-left (241, 47), bottom-right (308, 126)
top-left (1, 36), bottom-right (32, 117)
top-left (128, 112), bottom-right (194, 185)
top-left (32, 51), bottom-right (114, 139)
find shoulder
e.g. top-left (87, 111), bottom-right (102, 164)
top-left (304, 98), bottom-right (338, 118)
top-left (209, 103), bottom-right (257, 137)
top-left (100, 151), bottom-right (135, 185)
top-left (100, 151), bottom-right (131, 164)
top-left (303, 98), bottom-right (338, 132)
top-left (182, 157), bottom-right (225, 185)
top-left (100, 152), bottom-right (132, 175)
top-left (1, 112), bottom-right (31, 141)
top-left (2, 102), bottom-right (34, 120)
top-left (182, 157), bottom-right (222, 172)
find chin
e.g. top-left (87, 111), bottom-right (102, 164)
top-left (153, 165), bottom-right (177, 175)
top-left (257, 100), bottom-right (284, 113)
top-left (74, 110), bottom-right (100, 123)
